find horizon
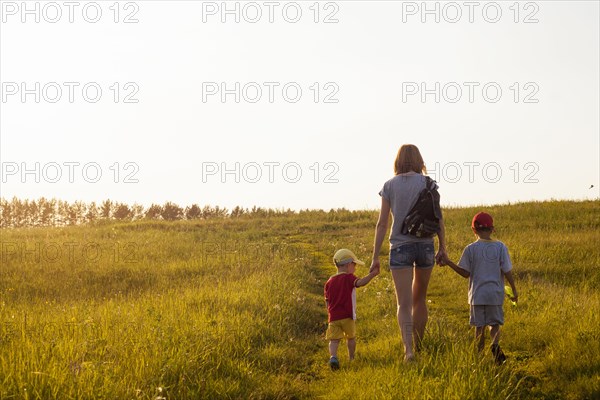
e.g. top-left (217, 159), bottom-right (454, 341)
top-left (1, 196), bottom-right (597, 218)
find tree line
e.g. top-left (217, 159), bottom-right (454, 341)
top-left (0, 197), bottom-right (359, 228)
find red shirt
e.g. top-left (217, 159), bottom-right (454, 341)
top-left (324, 273), bottom-right (358, 322)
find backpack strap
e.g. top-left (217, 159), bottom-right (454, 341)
top-left (425, 176), bottom-right (442, 219)
top-left (425, 176), bottom-right (436, 190)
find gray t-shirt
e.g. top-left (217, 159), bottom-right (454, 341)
top-left (458, 239), bottom-right (513, 305)
top-left (379, 172), bottom-right (438, 249)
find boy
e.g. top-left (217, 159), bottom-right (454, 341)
top-left (442, 212), bottom-right (518, 365)
top-left (324, 248), bottom-right (378, 370)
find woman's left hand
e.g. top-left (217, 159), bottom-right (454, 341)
top-left (435, 249), bottom-right (447, 266)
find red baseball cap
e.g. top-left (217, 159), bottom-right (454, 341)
top-left (472, 212), bottom-right (494, 229)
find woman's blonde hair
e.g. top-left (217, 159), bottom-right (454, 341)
top-left (394, 144), bottom-right (427, 175)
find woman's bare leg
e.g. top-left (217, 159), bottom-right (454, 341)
top-left (412, 267), bottom-right (433, 352)
top-left (391, 268), bottom-right (415, 361)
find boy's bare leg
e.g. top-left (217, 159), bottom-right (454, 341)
top-left (489, 325), bottom-right (500, 346)
top-left (475, 326), bottom-right (486, 352)
top-left (329, 340), bottom-right (340, 358)
top-left (412, 267), bottom-right (433, 352)
top-left (391, 268), bottom-right (415, 361)
top-left (489, 326), bottom-right (506, 364)
top-left (347, 338), bottom-right (356, 360)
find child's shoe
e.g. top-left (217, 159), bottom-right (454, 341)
top-left (491, 344), bottom-right (507, 365)
top-left (328, 356), bottom-right (340, 371)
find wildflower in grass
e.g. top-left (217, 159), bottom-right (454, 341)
top-left (155, 386), bottom-right (166, 400)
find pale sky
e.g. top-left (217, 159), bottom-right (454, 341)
top-left (1, 1), bottom-right (598, 211)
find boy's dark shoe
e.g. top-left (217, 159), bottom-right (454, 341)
top-left (491, 344), bottom-right (507, 365)
top-left (328, 356), bottom-right (340, 371)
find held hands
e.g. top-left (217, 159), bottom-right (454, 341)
top-left (435, 249), bottom-right (449, 266)
top-left (440, 254), bottom-right (471, 278)
top-left (369, 259), bottom-right (381, 276)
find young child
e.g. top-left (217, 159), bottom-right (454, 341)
top-left (442, 212), bottom-right (518, 365)
top-left (324, 248), bottom-right (378, 370)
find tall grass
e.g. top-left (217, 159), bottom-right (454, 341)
top-left (0, 200), bottom-right (598, 399)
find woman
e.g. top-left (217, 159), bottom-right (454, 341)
top-left (370, 144), bottom-right (447, 362)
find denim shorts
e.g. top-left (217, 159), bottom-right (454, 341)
top-left (389, 242), bottom-right (435, 270)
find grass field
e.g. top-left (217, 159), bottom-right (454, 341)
top-left (1, 200), bottom-right (599, 399)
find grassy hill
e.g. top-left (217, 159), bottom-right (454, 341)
top-left (0, 200), bottom-right (598, 399)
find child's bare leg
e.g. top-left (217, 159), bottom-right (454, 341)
top-left (489, 326), bottom-right (506, 364)
top-left (475, 326), bottom-right (486, 352)
top-left (347, 338), bottom-right (356, 360)
top-left (489, 325), bottom-right (500, 346)
top-left (329, 340), bottom-right (340, 358)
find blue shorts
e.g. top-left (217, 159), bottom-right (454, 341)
top-left (389, 242), bottom-right (435, 270)
top-left (470, 305), bottom-right (504, 327)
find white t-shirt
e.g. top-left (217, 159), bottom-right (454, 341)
top-left (458, 239), bottom-right (512, 305)
top-left (379, 172), bottom-right (438, 248)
